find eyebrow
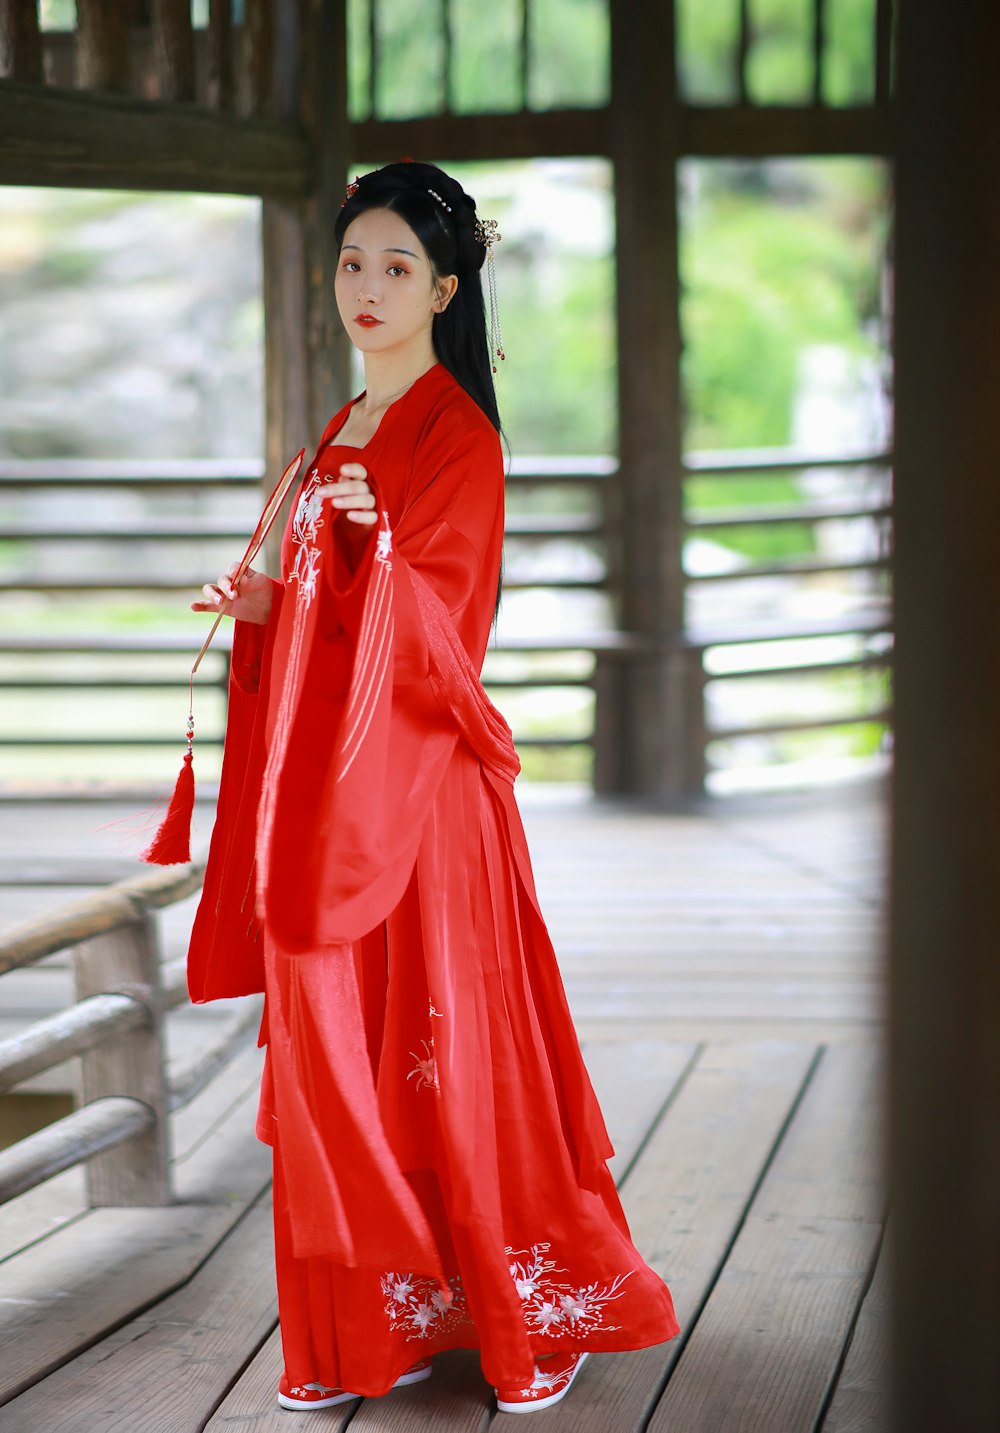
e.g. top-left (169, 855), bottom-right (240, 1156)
top-left (342, 244), bottom-right (420, 259)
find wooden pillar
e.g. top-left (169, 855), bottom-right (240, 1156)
top-left (151, 0), bottom-right (194, 102)
top-left (73, 916), bottom-right (170, 1206)
top-left (606, 0), bottom-right (699, 798)
top-left (76, 0), bottom-right (129, 92)
top-left (206, 0), bottom-right (233, 110)
top-left (0, 0), bottom-right (41, 82)
top-left (261, 0), bottom-right (351, 554)
top-left (889, 1), bottom-right (1000, 1428)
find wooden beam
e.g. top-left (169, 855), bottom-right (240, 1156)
top-left (351, 103), bottom-right (889, 164)
top-left (889, 0), bottom-right (1000, 1428)
top-left (678, 103), bottom-right (891, 156)
top-left (350, 107), bottom-right (609, 162)
top-left (0, 81), bottom-right (310, 195)
top-left (76, 0), bottom-right (129, 92)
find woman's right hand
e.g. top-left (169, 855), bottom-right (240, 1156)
top-left (192, 562), bottom-right (273, 626)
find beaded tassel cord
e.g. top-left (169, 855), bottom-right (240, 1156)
top-left (140, 448), bottom-right (306, 865)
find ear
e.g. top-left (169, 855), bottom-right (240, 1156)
top-left (433, 273), bottom-right (459, 313)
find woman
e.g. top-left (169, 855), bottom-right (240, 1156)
top-left (188, 159), bottom-right (679, 1415)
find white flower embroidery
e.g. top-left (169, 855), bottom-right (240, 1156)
top-left (288, 468), bottom-right (327, 609)
top-left (380, 1272), bottom-right (471, 1341)
top-left (505, 1243), bottom-right (633, 1338)
top-left (406, 1039), bottom-right (439, 1093)
top-left (375, 513), bottom-right (393, 564)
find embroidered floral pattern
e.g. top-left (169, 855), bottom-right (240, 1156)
top-left (407, 999), bottom-right (444, 1093)
top-left (406, 1038), bottom-right (439, 1093)
top-left (380, 1271), bottom-right (472, 1341)
top-left (289, 468), bottom-right (326, 609)
top-left (375, 513), bottom-right (393, 563)
top-left (506, 1243), bottom-right (633, 1338)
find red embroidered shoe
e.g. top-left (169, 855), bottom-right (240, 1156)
top-left (277, 1359), bottom-right (433, 1410)
top-left (277, 1375), bottom-right (359, 1410)
top-left (495, 1351), bottom-right (589, 1414)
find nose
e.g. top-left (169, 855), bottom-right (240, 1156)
top-left (357, 285), bottom-right (378, 305)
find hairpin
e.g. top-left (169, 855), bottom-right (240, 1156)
top-left (340, 174), bottom-right (362, 209)
top-left (474, 218), bottom-right (505, 372)
top-left (427, 187), bottom-right (453, 213)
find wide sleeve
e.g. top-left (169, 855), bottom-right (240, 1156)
top-left (186, 580), bottom-right (285, 1002)
top-left (260, 408), bottom-right (514, 953)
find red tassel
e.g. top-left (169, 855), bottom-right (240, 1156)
top-left (140, 751), bottom-right (195, 865)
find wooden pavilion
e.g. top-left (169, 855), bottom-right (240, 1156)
top-left (0, 2), bottom-right (997, 1429)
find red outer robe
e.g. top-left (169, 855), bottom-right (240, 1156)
top-left (186, 362), bottom-right (679, 1393)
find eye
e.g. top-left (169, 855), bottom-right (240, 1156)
top-left (387, 265), bottom-right (406, 277)
top-left (341, 260), bottom-right (360, 272)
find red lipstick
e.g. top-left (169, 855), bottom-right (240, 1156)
top-left (355, 314), bottom-right (383, 327)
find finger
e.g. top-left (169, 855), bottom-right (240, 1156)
top-left (346, 509), bottom-right (379, 525)
top-left (338, 462), bottom-right (368, 478)
top-left (318, 479), bottom-right (368, 496)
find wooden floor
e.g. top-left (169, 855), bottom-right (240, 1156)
top-left (0, 781), bottom-right (888, 1431)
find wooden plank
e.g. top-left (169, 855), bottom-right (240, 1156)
top-left (0, 1072), bottom-right (269, 1403)
top-left (207, 1337), bottom-right (492, 1432)
top-left (203, 1043), bottom-right (694, 1426)
top-left (0, 1040), bottom-right (264, 1265)
top-left (0, 1194), bottom-right (277, 1429)
top-left (508, 1040), bottom-right (821, 1430)
top-left (583, 1039), bottom-right (700, 1183)
top-left (821, 1223), bottom-right (890, 1431)
top-left (646, 1042), bottom-right (884, 1431)
top-left (0, 82), bottom-right (309, 197)
top-left (0, 1166), bottom-right (86, 1264)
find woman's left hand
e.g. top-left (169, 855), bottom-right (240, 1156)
top-left (318, 462), bottom-right (379, 525)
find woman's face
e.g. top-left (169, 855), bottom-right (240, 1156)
top-left (335, 207), bottom-right (457, 357)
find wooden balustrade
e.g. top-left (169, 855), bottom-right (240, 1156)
top-left (0, 859), bottom-right (263, 1209)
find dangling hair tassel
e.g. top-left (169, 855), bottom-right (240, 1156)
top-left (474, 217), bottom-right (505, 373)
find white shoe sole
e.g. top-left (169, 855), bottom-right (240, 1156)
top-left (277, 1387), bottom-right (360, 1410)
top-left (277, 1363), bottom-right (432, 1410)
top-left (495, 1351), bottom-right (589, 1414)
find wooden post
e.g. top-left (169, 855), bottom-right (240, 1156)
top-left (72, 914), bottom-right (171, 1206)
top-left (206, 0), bottom-right (233, 110)
top-left (244, 0), bottom-right (272, 117)
top-left (607, 0), bottom-right (699, 797)
top-left (889, 0), bottom-right (1000, 1428)
top-left (151, 0), bottom-right (194, 102)
top-left (261, 0), bottom-right (351, 564)
top-left (76, 0), bottom-right (129, 92)
top-left (0, 0), bottom-right (41, 82)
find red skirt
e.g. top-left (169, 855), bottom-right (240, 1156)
top-left (257, 761), bottom-right (679, 1395)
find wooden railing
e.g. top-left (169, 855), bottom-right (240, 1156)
top-left (0, 862), bottom-right (259, 1207)
top-left (0, 445), bottom-right (893, 791)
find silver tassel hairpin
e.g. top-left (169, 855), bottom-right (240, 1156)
top-left (474, 217), bottom-right (505, 374)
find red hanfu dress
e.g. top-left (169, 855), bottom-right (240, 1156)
top-left (186, 360), bottom-right (679, 1395)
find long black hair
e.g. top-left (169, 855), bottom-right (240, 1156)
top-left (335, 159), bottom-right (503, 435)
